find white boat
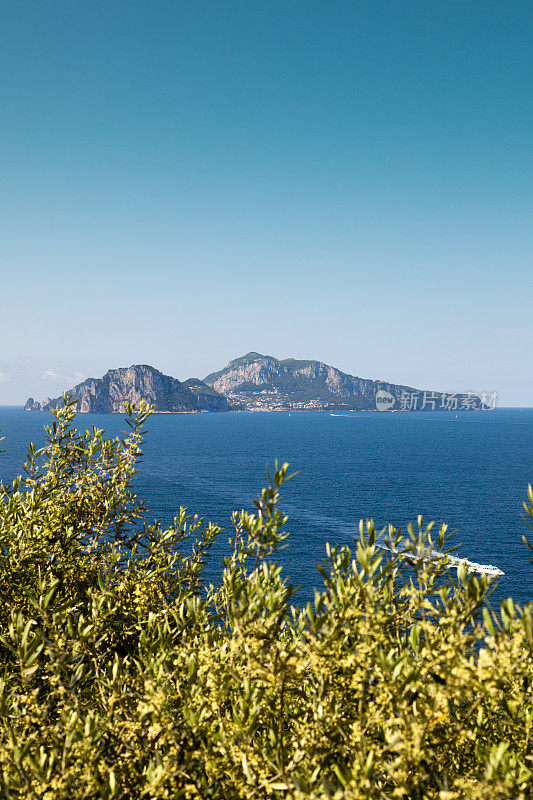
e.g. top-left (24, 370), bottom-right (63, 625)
top-left (440, 552), bottom-right (504, 576)
top-left (378, 544), bottom-right (504, 576)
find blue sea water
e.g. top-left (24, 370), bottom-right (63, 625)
top-left (1, 407), bottom-right (532, 608)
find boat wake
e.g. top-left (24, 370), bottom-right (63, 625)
top-left (378, 544), bottom-right (504, 576)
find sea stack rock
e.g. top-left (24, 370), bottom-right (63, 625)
top-left (24, 397), bottom-right (42, 411)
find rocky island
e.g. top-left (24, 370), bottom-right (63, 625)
top-left (25, 354), bottom-right (487, 413)
top-left (25, 365), bottom-right (231, 413)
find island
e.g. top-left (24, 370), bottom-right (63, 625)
top-left (25, 353), bottom-right (489, 413)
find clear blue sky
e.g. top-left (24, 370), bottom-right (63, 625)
top-left (1, 1), bottom-right (532, 405)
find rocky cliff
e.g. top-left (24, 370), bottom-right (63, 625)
top-left (182, 378), bottom-right (236, 412)
top-left (204, 352), bottom-right (480, 412)
top-left (25, 365), bottom-right (231, 413)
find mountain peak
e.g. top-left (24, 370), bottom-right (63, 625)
top-left (25, 364), bottom-right (230, 414)
top-left (203, 353), bottom-right (456, 412)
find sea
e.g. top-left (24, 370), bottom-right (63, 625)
top-left (1, 406), bottom-right (532, 609)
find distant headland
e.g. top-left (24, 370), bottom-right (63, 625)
top-left (24, 353), bottom-right (489, 413)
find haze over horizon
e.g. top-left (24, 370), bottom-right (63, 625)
top-left (1, 2), bottom-right (532, 406)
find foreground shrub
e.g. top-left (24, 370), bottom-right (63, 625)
top-left (0, 401), bottom-right (532, 799)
